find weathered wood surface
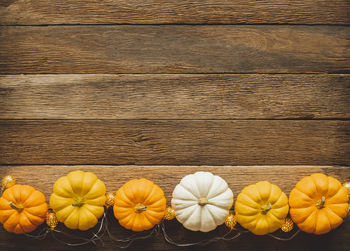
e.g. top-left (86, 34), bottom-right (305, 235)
top-left (0, 0), bottom-right (349, 25)
top-left (1, 74), bottom-right (349, 120)
top-left (0, 26), bottom-right (349, 74)
top-left (0, 165), bottom-right (349, 251)
top-left (1, 0), bottom-right (349, 249)
top-left (0, 120), bottom-right (349, 165)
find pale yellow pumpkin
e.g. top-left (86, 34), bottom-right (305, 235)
top-left (50, 170), bottom-right (106, 230)
top-left (235, 181), bottom-right (289, 235)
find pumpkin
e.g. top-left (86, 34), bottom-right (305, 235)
top-left (113, 178), bottom-right (166, 232)
top-left (171, 172), bottom-right (233, 232)
top-left (235, 181), bottom-right (289, 235)
top-left (289, 173), bottom-right (349, 235)
top-left (0, 185), bottom-right (48, 234)
top-left (49, 170), bottom-right (106, 231)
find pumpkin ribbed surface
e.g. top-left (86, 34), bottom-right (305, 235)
top-left (171, 172), bottom-right (233, 232)
top-left (235, 181), bottom-right (289, 235)
top-left (50, 170), bottom-right (106, 231)
top-left (0, 185), bottom-right (48, 234)
top-left (113, 178), bottom-right (166, 232)
top-left (289, 173), bottom-right (349, 235)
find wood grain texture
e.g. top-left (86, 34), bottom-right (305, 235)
top-left (0, 25), bottom-right (349, 74)
top-left (0, 0), bottom-right (349, 25)
top-left (1, 165), bottom-right (349, 202)
top-left (0, 165), bottom-right (349, 251)
top-left (1, 74), bottom-right (349, 120)
top-left (1, 0), bottom-right (349, 249)
top-left (0, 120), bottom-right (349, 165)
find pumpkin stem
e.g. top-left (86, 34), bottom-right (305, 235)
top-left (198, 197), bottom-right (209, 206)
top-left (9, 201), bottom-right (24, 212)
top-left (316, 196), bottom-right (326, 209)
top-left (134, 203), bottom-right (147, 213)
top-left (72, 197), bottom-right (84, 207)
top-left (261, 203), bottom-right (272, 215)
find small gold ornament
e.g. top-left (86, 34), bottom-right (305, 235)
top-left (343, 182), bottom-right (350, 196)
top-left (46, 210), bottom-right (58, 230)
top-left (1, 175), bottom-right (16, 190)
top-left (281, 217), bottom-right (294, 232)
top-left (105, 192), bottom-right (115, 208)
top-left (163, 207), bottom-right (176, 220)
top-left (225, 213), bottom-right (237, 230)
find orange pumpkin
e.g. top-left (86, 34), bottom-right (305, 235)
top-left (113, 178), bottom-right (166, 231)
top-left (0, 185), bottom-right (48, 234)
top-left (289, 173), bottom-right (349, 235)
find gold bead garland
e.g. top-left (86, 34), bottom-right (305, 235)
top-left (46, 210), bottom-right (58, 230)
top-left (1, 175), bottom-right (16, 190)
top-left (224, 213), bottom-right (237, 230)
top-left (105, 192), bottom-right (115, 208)
top-left (281, 218), bottom-right (294, 232)
top-left (0, 173), bottom-right (348, 246)
top-left (163, 207), bottom-right (176, 220)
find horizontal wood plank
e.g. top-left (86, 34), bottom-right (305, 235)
top-left (0, 26), bottom-right (349, 74)
top-left (0, 165), bottom-right (349, 251)
top-left (0, 0), bottom-right (349, 25)
top-left (1, 165), bottom-right (349, 201)
top-left (1, 74), bottom-right (349, 119)
top-left (0, 120), bottom-right (348, 165)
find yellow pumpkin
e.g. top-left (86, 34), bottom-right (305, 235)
top-left (113, 178), bottom-right (166, 232)
top-left (50, 170), bottom-right (106, 230)
top-left (0, 185), bottom-right (48, 234)
top-left (235, 181), bottom-right (289, 235)
top-left (289, 173), bottom-right (349, 235)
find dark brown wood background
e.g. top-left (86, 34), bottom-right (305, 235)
top-left (0, 1), bottom-right (349, 250)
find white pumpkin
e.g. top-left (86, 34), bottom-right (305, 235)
top-left (171, 172), bottom-right (234, 232)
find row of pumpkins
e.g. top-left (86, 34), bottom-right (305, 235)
top-left (0, 171), bottom-right (349, 236)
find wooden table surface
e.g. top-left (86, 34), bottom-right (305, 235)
top-left (0, 1), bottom-right (349, 250)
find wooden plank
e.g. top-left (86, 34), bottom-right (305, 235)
top-left (0, 165), bottom-right (349, 251)
top-left (0, 120), bottom-right (348, 165)
top-left (0, 26), bottom-right (348, 74)
top-left (0, 0), bottom-right (349, 25)
top-left (1, 74), bottom-right (349, 120)
top-left (1, 165), bottom-right (349, 201)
